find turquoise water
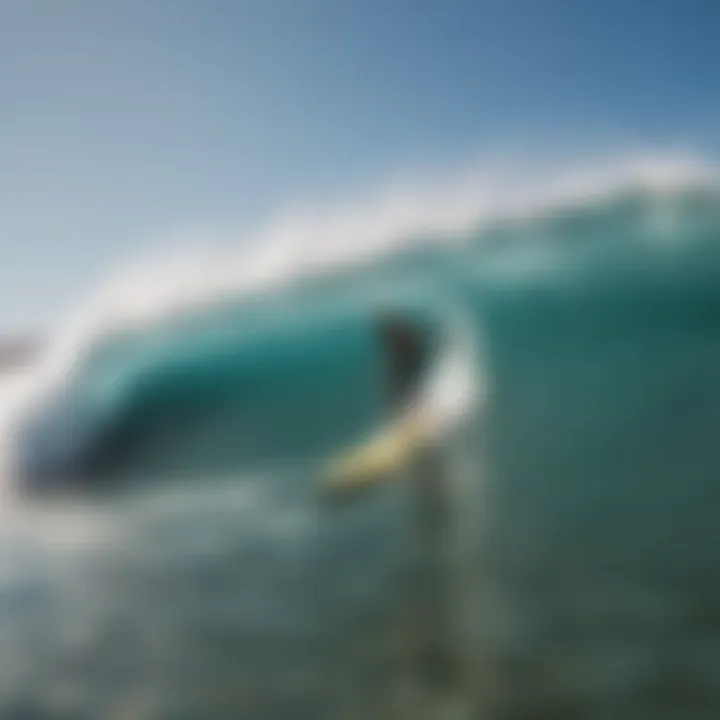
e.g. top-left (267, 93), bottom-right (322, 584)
top-left (6, 182), bottom-right (720, 717)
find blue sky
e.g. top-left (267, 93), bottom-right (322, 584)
top-left (1, 0), bottom-right (719, 333)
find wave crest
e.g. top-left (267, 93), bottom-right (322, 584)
top-left (19, 150), bottom-right (720, 394)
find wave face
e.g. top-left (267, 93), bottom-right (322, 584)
top-left (5, 159), bottom-right (720, 716)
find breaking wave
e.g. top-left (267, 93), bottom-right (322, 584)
top-left (4, 148), bottom-right (720, 485)
top-left (25, 151), bottom-right (720, 380)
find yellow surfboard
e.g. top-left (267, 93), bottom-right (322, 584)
top-left (322, 408), bottom-right (431, 497)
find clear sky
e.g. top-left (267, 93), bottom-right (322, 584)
top-left (2, 0), bottom-right (719, 334)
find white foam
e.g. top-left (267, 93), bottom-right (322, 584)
top-left (65, 150), bottom-right (718, 332)
top-left (417, 304), bottom-right (485, 442)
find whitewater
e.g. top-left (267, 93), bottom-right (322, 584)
top-left (2, 151), bottom-right (720, 717)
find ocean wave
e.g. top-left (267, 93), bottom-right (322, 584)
top-left (45, 150), bottom-right (719, 356)
top-left (3, 150), bottom-right (720, 479)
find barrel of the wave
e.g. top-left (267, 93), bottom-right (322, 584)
top-left (10, 298), bottom-right (390, 491)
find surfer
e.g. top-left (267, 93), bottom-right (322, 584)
top-left (323, 313), bottom-right (460, 704)
top-left (322, 314), bottom-right (437, 495)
